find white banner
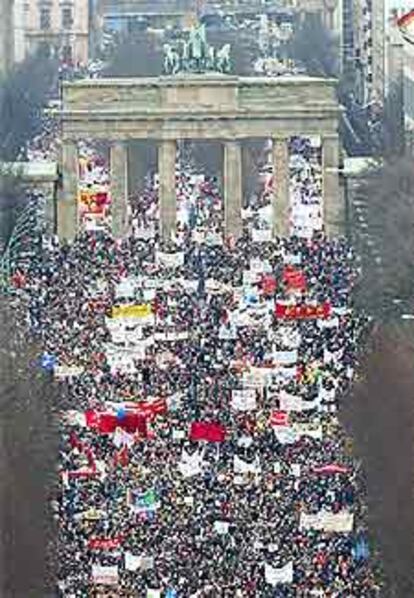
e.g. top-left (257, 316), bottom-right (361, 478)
top-left (153, 331), bottom-right (189, 342)
top-left (214, 520), bottom-right (230, 534)
top-left (234, 455), bottom-right (261, 474)
top-left (231, 389), bottom-right (257, 411)
top-left (157, 251), bottom-right (184, 268)
top-left (115, 278), bottom-right (137, 299)
top-left (125, 552), bottom-right (154, 571)
top-left (274, 350), bottom-right (298, 365)
top-left (299, 510), bottom-right (354, 533)
top-left (135, 226), bottom-right (155, 239)
top-left (91, 564), bottom-right (119, 586)
top-left (250, 258), bottom-right (272, 273)
top-left (284, 254), bottom-right (302, 265)
top-left (124, 552), bottom-right (141, 572)
top-left (264, 561), bottom-right (294, 585)
top-left (252, 229), bottom-right (272, 243)
top-left (54, 365), bottom-right (84, 379)
top-left (178, 449), bottom-right (204, 478)
top-left (279, 391), bottom-right (320, 413)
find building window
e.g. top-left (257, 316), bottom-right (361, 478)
top-left (62, 44), bottom-right (72, 63)
top-left (40, 7), bottom-right (51, 30)
top-left (62, 7), bottom-right (73, 29)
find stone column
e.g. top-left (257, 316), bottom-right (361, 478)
top-left (224, 140), bottom-right (242, 239)
top-left (322, 135), bottom-right (343, 237)
top-left (158, 139), bottom-right (177, 241)
top-left (58, 140), bottom-right (78, 241)
top-left (110, 142), bottom-right (129, 238)
top-left (272, 136), bottom-right (290, 237)
top-left (128, 140), bottom-right (147, 196)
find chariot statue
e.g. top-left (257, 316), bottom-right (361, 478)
top-left (163, 22), bottom-right (232, 75)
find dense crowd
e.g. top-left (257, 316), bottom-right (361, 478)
top-left (6, 128), bottom-right (384, 597)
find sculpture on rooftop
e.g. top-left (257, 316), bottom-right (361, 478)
top-left (163, 22), bottom-right (232, 75)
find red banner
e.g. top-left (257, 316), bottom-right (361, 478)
top-left (282, 266), bottom-right (307, 291)
top-left (190, 422), bottom-right (226, 442)
top-left (275, 302), bottom-right (331, 320)
top-left (270, 411), bottom-right (289, 427)
top-left (66, 466), bottom-right (98, 479)
top-left (85, 410), bottom-right (147, 436)
top-left (312, 464), bottom-right (350, 475)
top-left (88, 536), bottom-right (123, 550)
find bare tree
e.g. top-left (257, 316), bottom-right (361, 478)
top-left (0, 298), bottom-right (58, 596)
top-left (341, 324), bottom-right (414, 597)
top-left (353, 156), bottom-right (414, 309)
top-left (0, 53), bottom-right (58, 162)
top-left (288, 14), bottom-right (339, 77)
top-left (104, 32), bottom-right (163, 77)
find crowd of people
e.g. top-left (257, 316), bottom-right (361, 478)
top-left (6, 129), bottom-right (384, 596)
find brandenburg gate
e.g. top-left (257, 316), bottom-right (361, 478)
top-left (59, 75), bottom-right (343, 240)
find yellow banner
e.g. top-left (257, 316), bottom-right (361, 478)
top-left (111, 304), bottom-right (153, 318)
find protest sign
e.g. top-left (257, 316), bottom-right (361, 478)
top-left (91, 565), bottom-right (119, 586)
top-left (231, 389), bottom-right (257, 411)
top-left (54, 365), bottom-right (84, 379)
top-left (264, 561), bottom-right (294, 585)
top-left (299, 510), bottom-right (354, 533)
top-left (111, 304), bottom-right (153, 319)
top-left (157, 252), bottom-right (184, 268)
top-left (252, 229), bottom-right (272, 243)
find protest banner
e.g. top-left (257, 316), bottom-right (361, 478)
top-left (214, 521), bottom-right (230, 534)
top-left (178, 449), bottom-right (204, 477)
top-left (128, 488), bottom-right (160, 514)
top-left (270, 411), bottom-right (289, 427)
top-left (134, 226), bottom-right (155, 240)
top-left (273, 350), bottom-right (298, 365)
top-left (275, 302), bottom-right (332, 320)
top-left (312, 464), bottom-right (350, 475)
top-left (124, 552), bottom-right (154, 571)
top-left (292, 422), bottom-right (323, 440)
top-left (111, 304), bottom-right (153, 319)
top-left (115, 278), bottom-right (137, 299)
top-left (157, 251), bottom-right (185, 268)
top-left (88, 536), bottom-right (123, 550)
top-left (233, 455), bottom-right (261, 474)
top-left (252, 229), bottom-right (272, 243)
top-left (54, 365), bottom-right (84, 379)
top-left (79, 190), bottom-right (109, 215)
top-left (279, 391), bottom-right (320, 412)
top-left (299, 510), bottom-right (354, 533)
top-left (231, 389), bottom-right (257, 411)
top-left (190, 421), bottom-right (226, 442)
top-left (264, 561), bottom-right (294, 585)
top-left (91, 565), bottom-right (119, 586)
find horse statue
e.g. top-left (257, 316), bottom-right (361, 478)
top-left (217, 44), bottom-right (231, 74)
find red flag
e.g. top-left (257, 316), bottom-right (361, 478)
top-left (260, 274), bottom-right (277, 296)
top-left (114, 446), bottom-right (129, 467)
top-left (140, 398), bottom-right (167, 419)
top-left (11, 271), bottom-right (26, 288)
top-left (190, 422), bottom-right (226, 442)
top-left (312, 464), bottom-right (350, 475)
top-left (270, 411), bottom-right (289, 427)
top-left (282, 266), bottom-right (307, 291)
top-left (86, 411), bottom-right (148, 436)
